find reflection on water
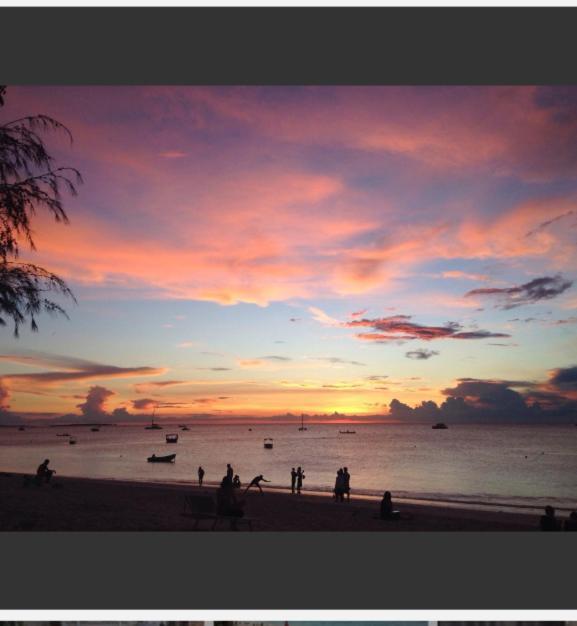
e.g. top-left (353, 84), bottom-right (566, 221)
top-left (1, 423), bottom-right (576, 509)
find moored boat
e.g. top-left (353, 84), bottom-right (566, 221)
top-left (147, 453), bottom-right (176, 463)
top-left (264, 437), bottom-right (274, 449)
top-left (339, 430), bottom-right (356, 434)
top-left (166, 433), bottom-right (179, 443)
top-left (432, 422), bottom-right (448, 429)
top-left (69, 437), bottom-right (77, 445)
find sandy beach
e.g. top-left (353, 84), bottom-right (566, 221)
top-left (0, 472), bottom-right (543, 531)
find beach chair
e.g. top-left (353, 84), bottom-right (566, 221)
top-left (181, 493), bottom-right (254, 531)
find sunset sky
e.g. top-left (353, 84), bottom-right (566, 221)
top-left (1, 86), bottom-right (577, 423)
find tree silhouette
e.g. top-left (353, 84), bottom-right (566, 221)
top-left (0, 86), bottom-right (81, 335)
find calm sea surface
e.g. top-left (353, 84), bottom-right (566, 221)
top-left (1, 423), bottom-right (576, 511)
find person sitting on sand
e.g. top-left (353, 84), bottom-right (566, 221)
top-left (243, 474), bottom-right (270, 495)
top-left (334, 468), bottom-right (345, 502)
top-left (539, 505), bottom-right (560, 531)
top-left (343, 466), bottom-right (351, 501)
top-left (233, 474), bottom-right (241, 489)
top-left (216, 476), bottom-right (245, 522)
top-left (290, 467), bottom-right (297, 494)
top-left (564, 511), bottom-right (577, 531)
top-left (296, 466), bottom-right (305, 495)
top-left (36, 459), bottom-right (55, 484)
top-left (380, 491), bottom-right (401, 520)
top-left (198, 466), bottom-right (205, 487)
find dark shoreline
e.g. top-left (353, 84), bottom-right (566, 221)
top-left (0, 472), bottom-right (548, 531)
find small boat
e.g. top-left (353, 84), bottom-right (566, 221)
top-left (339, 430), bottom-right (356, 434)
top-left (18, 426), bottom-right (25, 431)
top-left (180, 425), bottom-right (190, 431)
top-left (91, 427), bottom-right (100, 432)
top-left (298, 413), bottom-right (307, 431)
top-left (57, 433), bottom-right (70, 437)
top-left (145, 408), bottom-right (163, 430)
top-left (69, 437), bottom-right (77, 445)
top-left (248, 428), bottom-right (252, 431)
top-left (147, 453), bottom-right (176, 463)
top-left (166, 433), bottom-right (179, 443)
top-left (264, 438), bottom-right (274, 449)
top-left (432, 422), bottom-right (448, 430)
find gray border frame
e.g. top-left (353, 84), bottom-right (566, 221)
top-left (0, 533), bottom-right (575, 608)
top-left (1, 6), bottom-right (577, 610)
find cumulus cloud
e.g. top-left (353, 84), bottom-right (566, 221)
top-left (465, 275), bottom-right (573, 309)
top-left (56, 386), bottom-right (150, 423)
top-left (0, 379), bottom-right (22, 425)
top-left (405, 349), bottom-right (439, 360)
top-left (388, 371), bottom-right (577, 423)
top-left (76, 386), bottom-right (115, 420)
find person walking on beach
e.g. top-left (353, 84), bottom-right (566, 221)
top-left (290, 467), bottom-right (297, 494)
top-left (296, 466), bottom-right (305, 495)
top-left (343, 466), bottom-right (351, 501)
top-left (226, 463), bottom-right (234, 482)
top-left (244, 474), bottom-right (270, 495)
top-left (198, 466), bottom-right (205, 487)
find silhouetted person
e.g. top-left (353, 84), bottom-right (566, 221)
top-left (540, 505), bottom-right (560, 531)
top-left (233, 474), bottom-right (241, 489)
top-left (244, 474), bottom-right (270, 495)
top-left (216, 476), bottom-right (245, 527)
top-left (36, 459), bottom-right (55, 484)
top-left (198, 466), bottom-right (205, 487)
top-left (380, 491), bottom-right (400, 520)
top-left (296, 466), bottom-right (305, 495)
top-left (343, 466), bottom-right (351, 501)
top-left (226, 463), bottom-right (234, 481)
top-left (290, 467), bottom-right (297, 494)
top-left (564, 511), bottom-right (577, 531)
top-left (334, 468), bottom-right (346, 502)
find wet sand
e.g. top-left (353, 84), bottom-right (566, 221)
top-left (0, 472), bottom-right (541, 531)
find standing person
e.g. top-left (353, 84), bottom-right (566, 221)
top-left (243, 474), bottom-right (270, 495)
top-left (343, 466), bottom-right (351, 501)
top-left (197, 466), bottom-right (205, 487)
top-left (334, 468), bottom-right (345, 502)
top-left (226, 463), bottom-right (234, 482)
top-left (290, 467), bottom-right (297, 494)
top-left (540, 505), bottom-right (560, 531)
top-left (296, 466), bottom-right (305, 495)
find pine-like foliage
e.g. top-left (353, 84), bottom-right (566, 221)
top-left (0, 86), bottom-right (81, 335)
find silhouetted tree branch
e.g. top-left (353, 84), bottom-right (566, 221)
top-left (0, 85), bottom-right (81, 335)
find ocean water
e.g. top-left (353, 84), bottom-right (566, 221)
top-left (1, 423), bottom-right (576, 511)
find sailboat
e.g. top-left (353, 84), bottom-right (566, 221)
top-left (298, 413), bottom-right (307, 431)
top-left (144, 406), bottom-right (163, 430)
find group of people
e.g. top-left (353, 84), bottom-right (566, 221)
top-left (333, 467), bottom-right (351, 502)
top-left (290, 467), bottom-right (305, 495)
top-left (539, 506), bottom-right (577, 531)
top-left (214, 463), bottom-right (273, 520)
